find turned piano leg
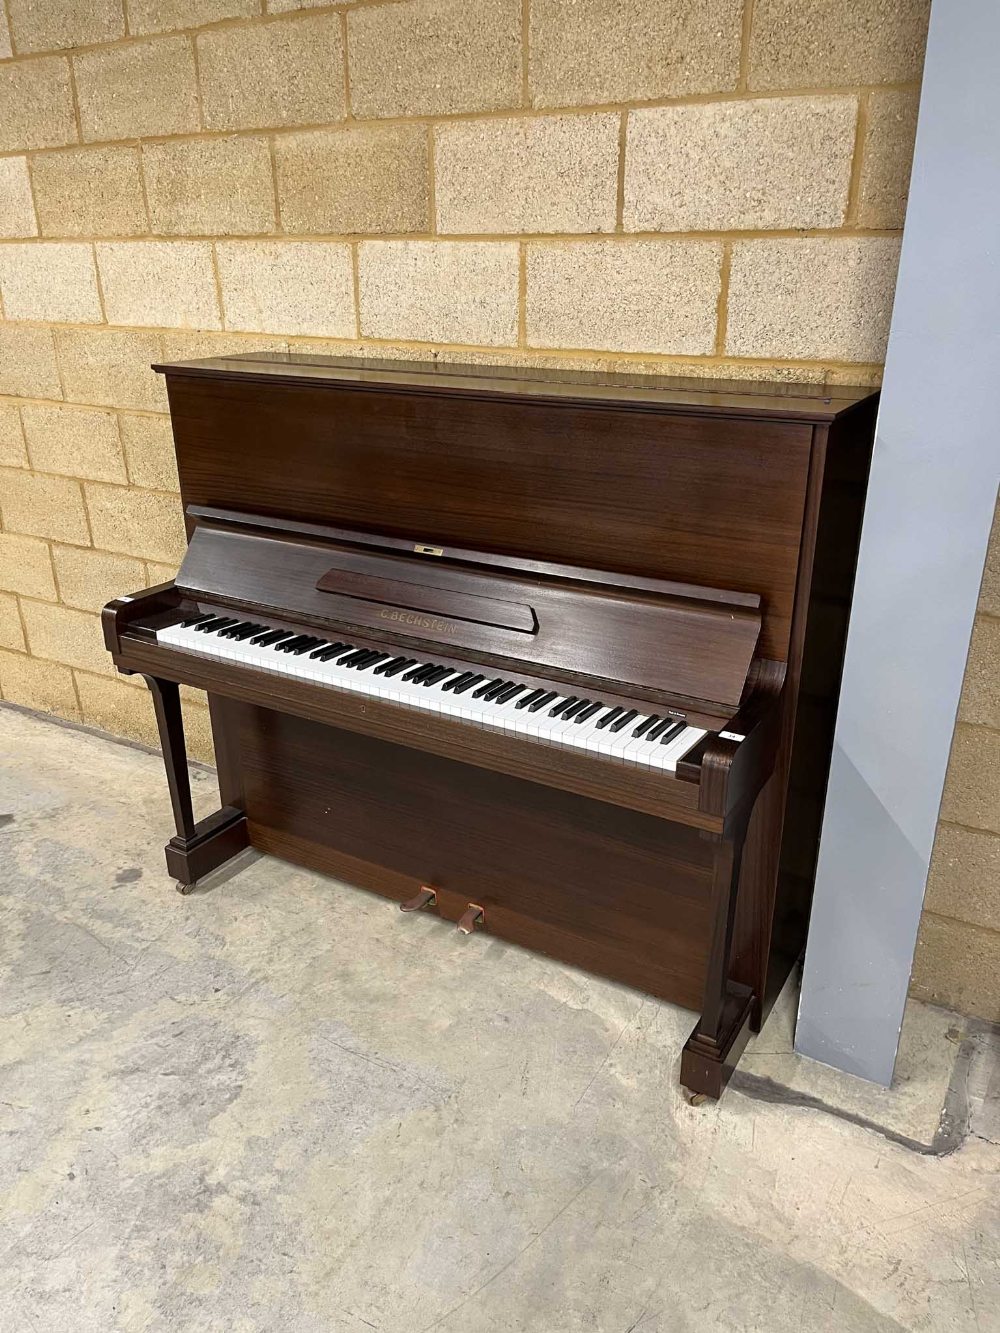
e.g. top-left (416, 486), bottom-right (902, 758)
top-left (141, 675), bottom-right (249, 894)
top-left (680, 818), bottom-right (756, 1101)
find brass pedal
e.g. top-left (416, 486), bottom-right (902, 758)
top-left (456, 904), bottom-right (485, 935)
top-left (400, 886), bottom-right (437, 913)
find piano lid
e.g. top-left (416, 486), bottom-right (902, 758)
top-left (154, 351), bottom-right (877, 424)
top-left (175, 507), bottom-right (763, 714)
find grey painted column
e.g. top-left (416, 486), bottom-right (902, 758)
top-left (795, 0), bottom-right (1000, 1083)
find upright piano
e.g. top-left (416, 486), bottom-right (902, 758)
top-left (103, 354), bottom-right (878, 1098)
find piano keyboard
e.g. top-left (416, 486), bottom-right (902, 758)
top-left (156, 613), bottom-right (707, 772)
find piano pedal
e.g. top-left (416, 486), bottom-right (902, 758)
top-left (400, 885), bottom-right (437, 913)
top-left (456, 904), bottom-right (485, 935)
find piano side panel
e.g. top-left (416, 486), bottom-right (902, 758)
top-left (729, 401), bottom-right (877, 1019)
top-left (215, 698), bottom-right (716, 1012)
top-left (164, 374), bottom-right (813, 663)
top-left (766, 404), bottom-right (877, 1008)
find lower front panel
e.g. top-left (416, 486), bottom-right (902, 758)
top-left (215, 699), bottom-right (716, 1012)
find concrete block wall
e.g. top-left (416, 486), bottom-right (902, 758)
top-left (0, 0), bottom-right (990, 1016)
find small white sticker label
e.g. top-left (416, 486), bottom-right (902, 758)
top-left (719, 730), bottom-right (745, 743)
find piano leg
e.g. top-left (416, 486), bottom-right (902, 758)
top-left (680, 816), bottom-right (756, 1100)
top-left (141, 674), bottom-right (249, 894)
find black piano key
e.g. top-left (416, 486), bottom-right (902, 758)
top-left (658, 721), bottom-right (686, 744)
top-left (633, 715), bottom-right (659, 739)
top-left (336, 647), bottom-right (370, 665)
top-left (648, 716), bottom-right (683, 742)
top-left (451, 674), bottom-right (485, 695)
top-left (180, 612), bottom-right (214, 628)
top-left (472, 678), bottom-right (504, 699)
top-left (573, 701), bottom-right (603, 723)
top-left (609, 709), bottom-right (638, 733)
top-left (196, 616), bottom-right (236, 633)
top-left (347, 649), bottom-right (380, 668)
top-left (401, 662), bottom-right (432, 681)
top-left (276, 635), bottom-right (310, 653)
top-left (481, 679), bottom-right (511, 701)
top-left (250, 628), bottom-right (288, 646)
top-left (289, 637), bottom-right (325, 655)
top-left (230, 623), bottom-right (267, 641)
top-left (515, 688), bottom-right (545, 710)
top-left (441, 671), bottom-right (475, 692)
top-left (310, 640), bottom-right (345, 659)
top-left (357, 652), bottom-right (390, 671)
top-left (549, 696), bottom-right (578, 717)
top-left (494, 683), bottom-right (525, 705)
top-left (421, 666), bottom-right (452, 686)
top-left (404, 662), bottom-right (437, 683)
top-left (528, 690), bottom-right (558, 712)
top-left (562, 698), bottom-right (591, 720)
top-left (381, 657), bottom-right (417, 677)
top-left (316, 643), bottom-right (355, 662)
top-left (218, 621), bottom-right (254, 638)
top-left (596, 706), bottom-right (623, 730)
top-left (373, 655), bottom-right (407, 675)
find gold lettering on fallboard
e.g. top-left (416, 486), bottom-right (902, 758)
top-left (379, 608), bottom-right (454, 632)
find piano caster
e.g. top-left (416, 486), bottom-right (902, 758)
top-left (686, 1091), bottom-right (709, 1107)
top-left (176, 881), bottom-right (195, 896)
top-left (456, 904), bottom-right (485, 935)
top-left (400, 886), bottom-right (437, 913)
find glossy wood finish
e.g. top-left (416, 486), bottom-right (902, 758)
top-left (226, 700), bottom-right (717, 1010)
top-left (137, 672), bottom-right (249, 891)
top-left (116, 629), bottom-right (714, 827)
top-left (105, 354), bottom-right (878, 1098)
top-left (164, 369), bottom-right (815, 662)
top-left (156, 351), bottom-right (876, 422)
top-left (176, 512), bottom-right (763, 713)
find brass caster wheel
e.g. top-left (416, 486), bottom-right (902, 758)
top-left (176, 881), bottom-right (195, 896)
top-left (687, 1091), bottom-right (709, 1107)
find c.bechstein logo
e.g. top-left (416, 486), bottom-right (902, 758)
top-left (379, 608), bottom-right (453, 632)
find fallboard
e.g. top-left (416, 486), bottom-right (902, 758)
top-left (175, 512), bottom-right (762, 711)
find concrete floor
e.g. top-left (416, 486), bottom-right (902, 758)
top-left (1, 704), bottom-right (999, 1333)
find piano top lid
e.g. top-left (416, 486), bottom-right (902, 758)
top-left (152, 351), bottom-right (879, 424)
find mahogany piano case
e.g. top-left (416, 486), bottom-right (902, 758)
top-left (103, 354), bottom-right (878, 1097)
